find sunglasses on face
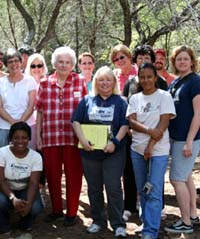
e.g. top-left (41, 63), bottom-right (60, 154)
top-left (113, 55), bottom-right (125, 63)
top-left (30, 64), bottom-right (43, 69)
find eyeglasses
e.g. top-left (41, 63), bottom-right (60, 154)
top-left (81, 62), bottom-right (93, 65)
top-left (113, 55), bottom-right (125, 63)
top-left (30, 64), bottom-right (44, 69)
top-left (7, 59), bottom-right (20, 64)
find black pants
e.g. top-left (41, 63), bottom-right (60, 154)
top-left (123, 136), bottom-right (138, 213)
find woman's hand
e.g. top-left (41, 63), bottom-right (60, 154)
top-left (17, 201), bottom-right (32, 217)
top-left (104, 141), bottom-right (115, 153)
top-left (144, 139), bottom-right (156, 160)
top-left (36, 135), bottom-right (43, 150)
top-left (80, 138), bottom-right (94, 151)
top-left (148, 128), bottom-right (163, 141)
top-left (12, 197), bottom-right (27, 213)
top-left (144, 144), bottom-right (154, 160)
top-left (183, 142), bottom-right (193, 157)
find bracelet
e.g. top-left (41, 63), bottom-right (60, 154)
top-left (145, 126), bottom-right (149, 134)
top-left (111, 137), bottom-right (121, 147)
top-left (9, 193), bottom-right (15, 201)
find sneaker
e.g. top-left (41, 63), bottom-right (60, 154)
top-left (44, 212), bottom-right (64, 223)
top-left (134, 224), bottom-right (143, 234)
top-left (164, 219), bottom-right (193, 233)
top-left (136, 198), bottom-right (140, 211)
top-left (115, 227), bottom-right (126, 238)
top-left (161, 209), bottom-right (167, 220)
top-left (87, 223), bottom-right (101, 233)
top-left (63, 216), bottom-right (77, 226)
top-left (142, 235), bottom-right (153, 239)
top-left (0, 230), bottom-right (11, 235)
top-left (122, 210), bottom-right (132, 221)
top-left (190, 216), bottom-right (200, 225)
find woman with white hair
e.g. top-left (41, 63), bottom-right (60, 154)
top-left (36, 46), bottom-right (87, 226)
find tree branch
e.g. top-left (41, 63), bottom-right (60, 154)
top-left (12, 0), bottom-right (35, 45)
top-left (36, 0), bottom-right (68, 52)
top-left (119, 0), bottom-right (132, 46)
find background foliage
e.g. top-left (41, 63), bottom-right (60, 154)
top-left (0, 0), bottom-right (200, 71)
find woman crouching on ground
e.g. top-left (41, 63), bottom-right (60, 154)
top-left (0, 122), bottom-right (43, 234)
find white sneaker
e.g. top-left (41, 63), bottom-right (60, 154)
top-left (115, 227), bottom-right (126, 238)
top-left (161, 209), bottom-right (167, 220)
top-left (142, 235), bottom-right (153, 239)
top-left (87, 223), bottom-right (101, 233)
top-left (134, 224), bottom-right (143, 234)
top-left (122, 210), bottom-right (131, 221)
top-left (136, 199), bottom-right (140, 211)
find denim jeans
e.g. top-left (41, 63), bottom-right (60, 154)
top-left (131, 150), bottom-right (168, 239)
top-left (0, 189), bottom-right (43, 233)
top-left (0, 129), bottom-right (9, 147)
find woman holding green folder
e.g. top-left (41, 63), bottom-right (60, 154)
top-left (72, 66), bottom-right (128, 238)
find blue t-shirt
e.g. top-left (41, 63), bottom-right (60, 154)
top-left (72, 94), bottom-right (128, 158)
top-left (169, 73), bottom-right (200, 141)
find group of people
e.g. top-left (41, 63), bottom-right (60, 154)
top-left (0, 43), bottom-right (199, 239)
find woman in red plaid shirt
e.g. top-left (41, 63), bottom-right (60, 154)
top-left (36, 46), bottom-right (87, 226)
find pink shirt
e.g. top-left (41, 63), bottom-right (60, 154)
top-left (114, 64), bottom-right (138, 92)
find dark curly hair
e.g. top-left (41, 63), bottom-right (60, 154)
top-left (9, 122), bottom-right (31, 142)
top-left (132, 45), bottom-right (156, 64)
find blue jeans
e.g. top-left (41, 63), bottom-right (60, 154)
top-left (131, 150), bottom-right (168, 239)
top-left (0, 189), bottom-right (43, 233)
top-left (0, 129), bottom-right (9, 147)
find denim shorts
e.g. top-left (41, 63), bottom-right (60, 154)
top-left (169, 139), bottom-right (200, 181)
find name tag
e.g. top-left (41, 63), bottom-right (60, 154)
top-left (74, 91), bottom-right (81, 98)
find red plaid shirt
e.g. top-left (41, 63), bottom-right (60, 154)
top-left (36, 72), bottom-right (87, 147)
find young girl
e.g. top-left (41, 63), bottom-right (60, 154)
top-left (126, 63), bottom-right (176, 239)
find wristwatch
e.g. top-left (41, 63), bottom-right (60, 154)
top-left (9, 193), bottom-right (15, 201)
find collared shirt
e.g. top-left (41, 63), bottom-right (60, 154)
top-left (114, 64), bottom-right (138, 92)
top-left (160, 70), bottom-right (176, 85)
top-left (36, 71), bottom-right (87, 147)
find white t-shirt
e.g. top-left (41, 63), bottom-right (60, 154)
top-left (126, 89), bottom-right (176, 156)
top-left (0, 146), bottom-right (42, 190)
top-left (0, 75), bottom-right (37, 129)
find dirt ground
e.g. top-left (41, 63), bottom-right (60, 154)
top-left (2, 158), bottom-right (200, 239)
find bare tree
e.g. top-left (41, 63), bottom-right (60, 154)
top-left (131, 0), bottom-right (200, 46)
top-left (12, 0), bottom-right (35, 46)
top-left (12, 0), bottom-right (68, 51)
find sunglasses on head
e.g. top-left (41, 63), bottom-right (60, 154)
top-left (30, 64), bottom-right (43, 69)
top-left (113, 55), bottom-right (125, 63)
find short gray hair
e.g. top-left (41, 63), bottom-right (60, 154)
top-left (51, 46), bottom-right (76, 68)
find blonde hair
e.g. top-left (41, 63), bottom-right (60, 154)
top-left (170, 45), bottom-right (198, 75)
top-left (110, 44), bottom-right (132, 63)
top-left (25, 53), bottom-right (48, 77)
top-left (92, 66), bottom-right (119, 96)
